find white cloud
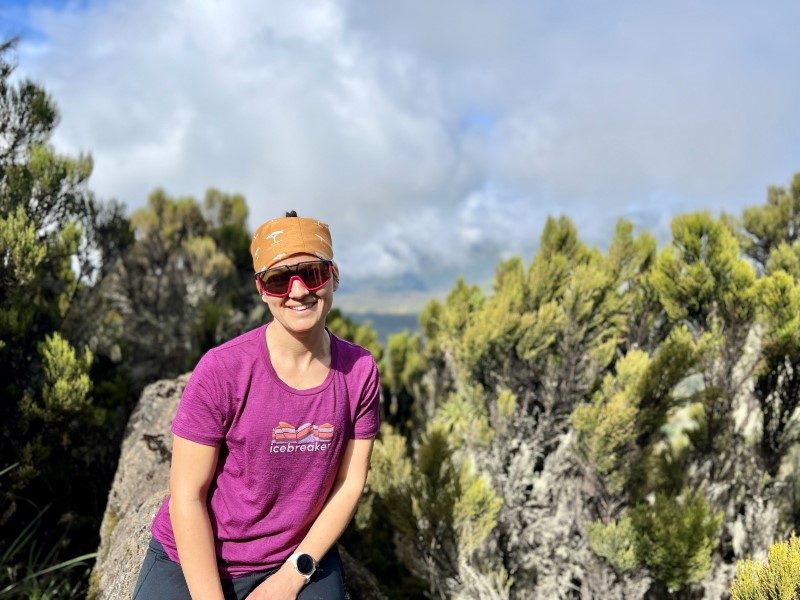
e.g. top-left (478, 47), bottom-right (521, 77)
top-left (338, 186), bottom-right (547, 284)
top-left (14, 0), bottom-right (800, 301)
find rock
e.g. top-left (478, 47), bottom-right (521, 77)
top-left (89, 375), bottom-right (386, 600)
top-left (88, 376), bottom-right (183, 600)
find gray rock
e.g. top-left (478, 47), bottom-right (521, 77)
top-left (89, 375), bottom-right (385, 600)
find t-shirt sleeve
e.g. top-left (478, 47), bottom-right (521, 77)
top-left (171, 350), bottom-right (231, 446)
top-left (352, 357), bottom-right (381, 439)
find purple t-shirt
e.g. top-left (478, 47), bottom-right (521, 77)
top-left (151, 324), bottom-right (380, 577)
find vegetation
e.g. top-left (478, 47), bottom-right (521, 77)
top-left (0, 39), bottom-right (261, 596)
top-left (347, 174), bottom-right (800, 598)
top-left (3, 34), bottom-right (800, 599)
top-left (730, 535), bottom-right (800, 600)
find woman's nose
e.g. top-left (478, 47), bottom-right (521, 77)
top-left (287, 276), bottom-right (310, 297)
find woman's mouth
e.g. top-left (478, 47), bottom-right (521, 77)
top-left (286, 300), bottom-right (317, 312)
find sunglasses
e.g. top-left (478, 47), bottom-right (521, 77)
top-left (255, 260), bottom-right (333, 297)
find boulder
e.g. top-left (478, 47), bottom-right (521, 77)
top-left (89, 375), bottom-right (385, 600)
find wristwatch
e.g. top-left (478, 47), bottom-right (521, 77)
top-left (288, 551), bottom-right (317, 582)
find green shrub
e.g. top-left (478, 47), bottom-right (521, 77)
top-left (587, 515), bottom-right (639, 572)
top-left (631, 490), bottom-right (722, 592)
top-left (730, 535), bottom-right (800, 600)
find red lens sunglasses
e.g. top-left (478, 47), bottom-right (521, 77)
top-left (255, 260), bottom-right (333, 297)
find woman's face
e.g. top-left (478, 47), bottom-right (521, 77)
top-left (259, 253), bottom-right (334, 336)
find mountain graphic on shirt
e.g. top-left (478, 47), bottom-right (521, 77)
top-left (271, 421), bottom-right (335, 444)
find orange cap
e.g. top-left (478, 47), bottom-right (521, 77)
top-left (250, 216), bottom-right (335, 273)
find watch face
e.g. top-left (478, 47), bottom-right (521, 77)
top-left (297, 554), bottom-right (315, 575)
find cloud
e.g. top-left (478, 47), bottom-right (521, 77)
top-left (14, 0), bottom-right (800, 304)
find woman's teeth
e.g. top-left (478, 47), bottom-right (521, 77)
top-left (288, 302), bottom-right (316, 311)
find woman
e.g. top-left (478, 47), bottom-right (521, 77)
top-left (133, 212), bottom-right (380, 600)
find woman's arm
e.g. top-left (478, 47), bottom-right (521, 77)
top-left (296, 437), bottom-right (375, 559)
top-left (169, 434), bottom-right (225, 600)
top-left (250, 437), bottom-right (375, 598)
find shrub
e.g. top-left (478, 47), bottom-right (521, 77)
top-left (730, 534), bottom-right (800, 600)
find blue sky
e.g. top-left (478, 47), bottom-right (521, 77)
top-left (5, 0), bottom-right (800, 311)
top-left (1, 0), bottom-right (91, 39)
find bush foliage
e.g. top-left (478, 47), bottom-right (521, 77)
top-left (730, 535), bottom-right (800, 600)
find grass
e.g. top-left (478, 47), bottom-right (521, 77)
top-left (1, 464), bottom-right (97, 599)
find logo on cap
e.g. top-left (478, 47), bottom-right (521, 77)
top-left (265, 230), bottom-right (284, 245)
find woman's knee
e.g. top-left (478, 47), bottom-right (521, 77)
top-left (132, 539), bottom-right (190, 600)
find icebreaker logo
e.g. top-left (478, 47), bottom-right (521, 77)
top-left (270, 421), bottom-right (334, 453)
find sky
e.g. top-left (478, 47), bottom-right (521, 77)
top-left (3, 0), bottom-right (800, 312)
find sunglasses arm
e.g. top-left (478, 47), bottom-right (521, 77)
top-left (254, 274), bottom-right (267, 296)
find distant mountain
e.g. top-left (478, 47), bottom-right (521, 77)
top-left (338, 272), bottom-right (429, 294)
top-left (347, 312), bottom-right (420, 345)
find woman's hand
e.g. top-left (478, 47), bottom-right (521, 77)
top-left (248, 563), bottom-right (306, 600)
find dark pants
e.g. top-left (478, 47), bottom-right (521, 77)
top-left (132, 538), bottom-right (345, 600)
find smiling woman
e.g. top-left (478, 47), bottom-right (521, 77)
top-left (132, 211), bottom-right (380, 600)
